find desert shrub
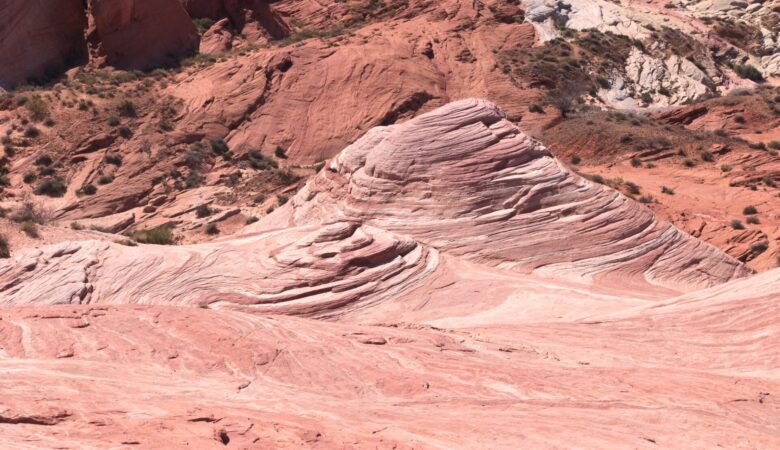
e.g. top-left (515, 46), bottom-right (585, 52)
top-left (80, 183), bottom-right (97, 195)
top-left (25, 95), bottom-right (49, 122)
top-left (0, 234), bottom-right (9, 258)
top-left (3, 145), bottom-right (14, 157)
top-left (630, 157), bottom-right (642, 167)
top-left (751, 241), bottom-right (769, 254)
top-left (20, 221), bottom-right (39, 238)
top-left (730, 219), bottom-right (745, 230)
top-left (22, 171), bottom-right (36, 184)
top-left (193, 18), bottom-right (215, 34)
top-left (641, 92), bottom-right (653, 104)
top-left (186, 171), bottom-right (203, 188)
top-left (131, 227), bottom-right (174, 245)
top-left (70, 222), bottom-right (84, 230)
top-left (570, 155), bottom-right (581, 165)
top-left (117, 100), bottom-right (136, 117)
top-left (743, 205), bottom-right (757, 215)
top-left (24, 126), bottom-right (40, 138)
top-left (39, 166), bottom-right (55, 176)
top-left (734, 114), bottom-right (746, 124)
top-left (714, 129), bottom-right (728, 137)
top-left (10, 202), bottom-right (48, 224)
top-left (98, 174), bottom-right (114, 185)
top-left (195, 204), bottom-right (213, 218)
top-left (210, 138), bottom-right (229, 155)
top-left (721, 164), bottom-right (732, 172)
top-left (118, 126), bottom-right (132, 138)
top-left (683, 158), bottom-right (695, 167)
top-left (278, 194), bottom-right (289, 205)
top-left (529, 104), bottom-right (545, 113)
top-left (625, 181), bottom-right (641, 195)
top-left (639, 195), bottom-right (653, 203)
top-left (245, 216), bottom-right (259, 225)
top-left (205, 223), bottom-right (219, 235)
top-left (769, 141), bottom-right (780, 150)
top-left (34, 177), bottom-right (67, 197)
top-left (700, 151), bottom-right (714, 162)
top-left (105, 153), bottom-right (123, 166)
top-left (746, 215), bottom-right (760, 224)
top-left (249, 150), bottom-right (278, 170)
top-left (107, 116), bottom-right (120, 126)
top-left (661, 186), bottom-right (675, 195)
top-left (274, 146), bottom-right (287, 159)
top-left (35, 153), bottom-right (53, 166)
top-left (735, 64), bottom-right (764, 82)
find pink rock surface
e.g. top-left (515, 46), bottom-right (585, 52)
top-left (0, 100), bottom-right (777, 448)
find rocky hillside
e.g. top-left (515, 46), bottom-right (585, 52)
top-left (0, 0), bottom-right (779, 268)
top-left (1, 100), bottom-right (779, 448)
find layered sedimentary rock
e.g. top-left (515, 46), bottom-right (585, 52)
top-left (0, 100), bottom-right (750, 313)
top-left (263, 99), bottom-right (750, 292)
top-left (0, 99), bottom-right (777, 448)
top-left (0, 0), bottom-right (87, 90)
top-left (180, 0), bottom-right (289, 42)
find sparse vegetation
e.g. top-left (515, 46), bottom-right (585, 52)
top-left (20, 221), bottom-right (39, 238)
top-left (730, 219), bottom-right (745, 230)
top-left (25, 95), bottom-right (49, 122)
top-left (570, 155), bottom-right (581, 165)
top-left (274, 146), bottom-right (288, 159)
top-left (630, 157), bottom-right (642, 167)
top-left (661, 186), bottom-right (675, 195)
top-left (117, 100), bottom-right (136, 117)
top-left (34, 177), bottom-right (67, 197)
top-left (206, 223), bottom-right (220, 235)
top-left (721, 164), bottom-right (732, 172)
top-left (196, 204), bottom-right (213, 218)
top-left (746, 215), bottom-right (760, 225)
top-left (735, 64), bottom-right (764, 83)
top-left (129, 227), bottom-right (174, 245)
top-left (743, 205), bottom-right (758, 215)
top-left (105, 153), bottom-right (123, 166)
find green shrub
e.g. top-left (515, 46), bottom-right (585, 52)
top-left (98, 174), bottom-right (114, 185)
top-left (743, 205), bottom-right (757, 215)
top-left (80, 184), bottom-right (97, 195)
top-left (107, 116), bottom-right (120, 126)
top-left (570, 155), bottom-right (581, 165)
top-left (274, 146), bottom-right (287, 159)
top-left (735, 64), bottom-right (764, 82)
top-left (746, 215), bottom-right (760, 224)
top-left (205, 223), bottom-right (219, 235)
top-left (661, 186), bottom-right (675, 195)
top-left (720, 164), bottom-right (732, 172)
top-left (630, 157), bottom-right (642, 167)
top-left (34, 177), bottom-right (67, 197)
top-left (730, 219), bottom-right (745, 230)
top-left (210, 138), bottom-right (229, 155)
top-left (35, 154), bottom-right (53, 166)
top-left (195, 204), bottom-right (213, 218)
top-left (105, 153), bottom-right (122, 166)
top-left (22, 171), bottom-right (36, 184)
top-left (24, 126), bottom-right (40, 138)
top-left (683, 158), bottom-right (695, 167)
top-left (625, 181), bottom-right (641, 195)
top-left (700, 151), bottom-right (714, 162)
top-left (117, 100), bottom-right (136, 117)
top-left (529, 104), bottom-right (545, 113)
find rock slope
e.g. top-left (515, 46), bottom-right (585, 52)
top-left (0, 100), bottom-right (778, 448)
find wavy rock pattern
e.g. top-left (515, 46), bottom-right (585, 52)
top-left (1, 100), bottom-right (777, 449)
top-left (265, 99), bottom-right (750, 293)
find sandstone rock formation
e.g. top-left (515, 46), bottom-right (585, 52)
top-left (85, 0), bottom-right (200, 70)
top-left (0, 100), bottom-right (778, 448)
top-left (0, 0), bottom-right (87, 90)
